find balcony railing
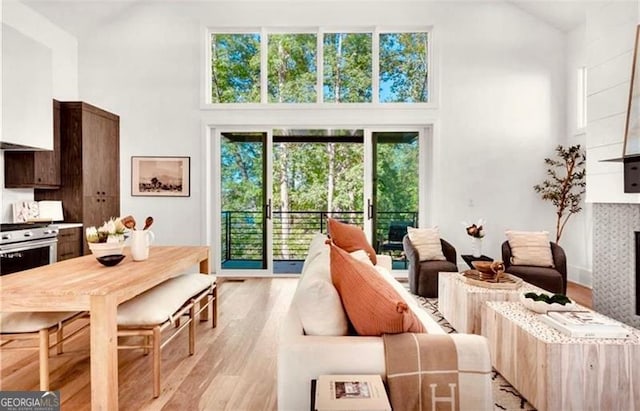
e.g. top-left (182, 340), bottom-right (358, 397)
top-left (221, 210), bottom-right (417, 263)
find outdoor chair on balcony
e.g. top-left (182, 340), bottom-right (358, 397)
top-left (378, 221), bottom-right (413, 268)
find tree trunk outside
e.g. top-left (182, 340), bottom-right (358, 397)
top-left (327, 143), bottom-right (335, 215)
top-left (279, 143), bottom-right (290, 258)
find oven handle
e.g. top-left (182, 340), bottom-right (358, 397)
top-left (0, 238), bottom-right (58, 254)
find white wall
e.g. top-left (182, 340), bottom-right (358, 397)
top-left (0, 0), bottom-right (78, 223)
top-left (586, 1), bottom-right (640, 203)
top-left (30, 1), bottom-right (569, 270)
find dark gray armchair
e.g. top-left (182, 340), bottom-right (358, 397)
top-left (501, 241), bottom-right (567, 294)
top-left (403, 235), bottom-right (458, 297)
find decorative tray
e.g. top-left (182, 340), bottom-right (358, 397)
top-left (459, 270), bottom-right (523, 289)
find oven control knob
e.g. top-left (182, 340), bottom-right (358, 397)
top-left (1, 234), bottom-right (10, 240)
top-left (44, 229), bottom-right (59, 235)
top-left (24, 231), bottom-right (33, 237)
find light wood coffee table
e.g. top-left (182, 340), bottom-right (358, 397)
top-left (438, 271), bottom-right (541, 334)
top-left (482, 301), bottom-right (640, 411)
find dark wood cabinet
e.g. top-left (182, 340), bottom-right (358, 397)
top-left (56, 226), bottom-right (83, 261)
top-left (4, 100), bottom-right (61, 188)
top-left (36, 102), bottom-right (120, 254)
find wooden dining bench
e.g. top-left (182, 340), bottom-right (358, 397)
top-left (0, 311), bottom-right (89, 390)
top-left (117, 273), bottom-right (217, 398)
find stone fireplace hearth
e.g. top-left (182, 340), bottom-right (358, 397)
top-left (593, 204), bottom-right (640, 328)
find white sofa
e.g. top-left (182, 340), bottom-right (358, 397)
top-left (277, 234), bottom-right (493, 411)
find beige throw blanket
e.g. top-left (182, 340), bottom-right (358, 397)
top-left (383, 333), bottom-right (460, 411)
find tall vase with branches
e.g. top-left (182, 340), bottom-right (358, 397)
top-left (533, 144), bottom-right (586, 244)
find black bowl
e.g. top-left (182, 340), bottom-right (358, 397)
top-left (96, 254), bottom-right (125, 267)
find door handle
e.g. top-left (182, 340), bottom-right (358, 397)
top-left (265, 199), bottom-right (272, 220)
top-left (367, 199), bottom-right (373, 220)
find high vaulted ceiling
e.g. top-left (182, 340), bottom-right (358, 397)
top-left (507, 0), bottom-right (591, 32)
top-left (21, 0), bottom-right (593, 37)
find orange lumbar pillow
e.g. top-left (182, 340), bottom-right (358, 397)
top-left (327, 218), bottom-right (377, 265)
top-left (329, 242), bottom-right (424, 336)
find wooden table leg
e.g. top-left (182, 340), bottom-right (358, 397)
top-left (200, 256), bottom-right (211, 322)
top-left (90, 295), bottom-right (119, 411)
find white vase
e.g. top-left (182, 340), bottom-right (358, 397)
top-left (471, 237), bottom-right (483, 257)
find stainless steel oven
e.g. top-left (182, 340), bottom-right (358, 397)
top-left (0, 223), bottom-right (58, 275)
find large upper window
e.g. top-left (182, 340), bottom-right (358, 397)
top-left (268, 34), bottom-right (317, 103)
top-left (210, 33), bottom-right (261, 103)
top-left (208, 28), bottom-right (430, 105)
top-left (323, 33), bottom-right (372, 103)
top-left (379, 32), bottom-right (428, 103)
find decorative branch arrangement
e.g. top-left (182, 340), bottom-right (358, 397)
top-left (533, 145), bottom-right (586, 244)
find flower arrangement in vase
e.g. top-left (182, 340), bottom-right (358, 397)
top-left (464, 219), bottom-right (485, 257)
top-left (86, 217), bottom-right (129, 257)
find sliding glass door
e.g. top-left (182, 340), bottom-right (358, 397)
top-left (368, 131), bottom-right (420, 270)
top-left (217, 131), bottom-right (272, 275)
top-left (213, 126), bottom-right (427, 275)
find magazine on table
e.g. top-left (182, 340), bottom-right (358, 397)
top-left (315, 374), bottom-right (391, 411)
top-left (547, 310), bottom-right (620, 327)
top-left (540, 311), bottom-right (631, 339)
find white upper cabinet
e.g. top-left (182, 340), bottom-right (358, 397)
top-left (2, 23), bottom-right (53, 150)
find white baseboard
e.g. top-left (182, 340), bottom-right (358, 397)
top-left (567, 264), bottom-right (592, 288)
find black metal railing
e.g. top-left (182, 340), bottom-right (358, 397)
top-left (221, 210), bottom-right (417, 263)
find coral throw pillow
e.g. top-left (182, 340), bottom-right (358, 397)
top-left (506, 230), bottom-right (554, 267)
top-left (327, 218), bottom-right (377, 265)
top-left (329, 243), bottom-right (425, 336)
top-left (407, 227), bottom-right (446, 261)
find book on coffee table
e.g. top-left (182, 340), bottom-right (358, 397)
top-left (540, 311), bottom-right (631, 339)
top-left (547, 310), bottom-right (616, 326)
top-left (315, 374), bottom-right (391, 411)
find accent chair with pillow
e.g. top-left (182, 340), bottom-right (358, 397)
top-left (403, 227), bottom-right (458, 297)
top-left (502, 230), bottom-right (567, 294)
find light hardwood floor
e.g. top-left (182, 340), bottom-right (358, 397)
top-left (0, 278), bottom-right (297, 411)
top-left (0, 277), bottom-right (592, 410)
top-left (566, 281), bottom-right (592, 309)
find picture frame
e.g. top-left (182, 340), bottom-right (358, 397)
top-left (624, 25), bottom-right (640, 157)
top-left (131, 156), bottom-right (190, 197)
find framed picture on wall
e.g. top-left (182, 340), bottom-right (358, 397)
top-left (131, 156), bottom-right (190, 197)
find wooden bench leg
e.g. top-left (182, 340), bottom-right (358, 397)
top-left (189, 305), bottom-right (195, 356)
top-left (212, 286), bottom-right (217, 328)
top-left (199, 296), bottom-right (209, 323)
top-left (143, 335), bottom-right (150, 356)
top-left (56, 324), bottom-right (64, 355)
top-left (39, 329), bottom-right (50, 391)
top-left (152, 326), bottom-right (161, 398)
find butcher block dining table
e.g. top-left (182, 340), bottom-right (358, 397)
top-left (0, 245), bottom-right (211, 410)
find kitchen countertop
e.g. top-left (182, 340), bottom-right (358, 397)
top-left (52, 223), bottom-right (83, 229)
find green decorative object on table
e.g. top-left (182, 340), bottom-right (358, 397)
top-left (520, 291), bottom-right (575, 313)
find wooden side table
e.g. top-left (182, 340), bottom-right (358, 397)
top-left (460, 254), bottom-right (493, 269)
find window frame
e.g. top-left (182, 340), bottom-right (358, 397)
top-left (203, 26), bottom-right (436, 109)
top-left (576, 66), bottom-right (587, 132)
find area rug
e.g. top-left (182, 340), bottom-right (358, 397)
top-left (413, 294), bottom-right (536, 411)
